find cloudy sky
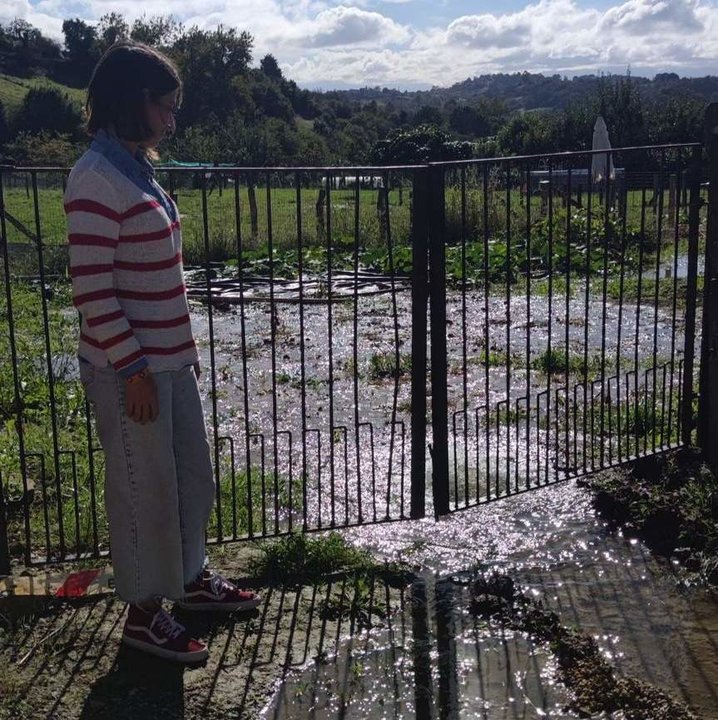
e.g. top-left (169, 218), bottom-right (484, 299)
top-left (4, 0), bottom-right (718, 89)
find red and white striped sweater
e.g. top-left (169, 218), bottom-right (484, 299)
top-left (65, 149), bottom-right (198, 376)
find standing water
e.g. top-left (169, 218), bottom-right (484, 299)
top-left (188, 272), bottom-right (715, 718)
top-left (261, 481), bottom-right (718, 719)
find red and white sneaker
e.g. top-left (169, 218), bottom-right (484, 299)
top-left (122, 605), bottom-right (208, 663)
top-left (177, 570), bottom-right (262, 612)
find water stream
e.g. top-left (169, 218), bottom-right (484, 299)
top-left (261, 481), bottom-right (718, 719)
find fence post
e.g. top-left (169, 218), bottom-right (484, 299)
top-left (428, 165), bottom-right (450, 518)
top-left (410, 168), bottom-right (429, 519)
top-left (682, 146), bottom-right (703, 446)
top-left (699, 103), bottom-right (718, 469)
top-left (0, 477), bottom-right (9, 576)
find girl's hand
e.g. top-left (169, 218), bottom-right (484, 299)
top-left (125, 372), bottom-right (159, 424)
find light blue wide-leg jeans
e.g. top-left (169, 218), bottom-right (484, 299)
top-left (80, 361), bottom-right (216, 604)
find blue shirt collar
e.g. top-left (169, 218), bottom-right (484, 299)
top-left (90, 129), bottom-right (177, 223)
top-left (91, 129), bottom-right (155, 181)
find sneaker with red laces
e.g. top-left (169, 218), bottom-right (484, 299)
top-left (177, 570), bottom-right (261, 612)
top-left (122, 605), bottom-right (208, 663)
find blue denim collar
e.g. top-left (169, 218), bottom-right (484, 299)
top-left (91, 129), bottom-right (155, 180)
top-left (90, 129), bottom-right (177, 222)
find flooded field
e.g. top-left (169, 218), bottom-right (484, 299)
top-left (187, 283), bottom-right (716, 718)
top-left (192, 279), bottom-right (690, 535)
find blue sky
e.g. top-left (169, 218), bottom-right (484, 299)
top-left (7, 0), bottom-right (718, 88)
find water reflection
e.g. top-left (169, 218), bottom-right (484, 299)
top-left (263, 574), bottom-right (578, 720)
top-left (262, 481), bottom-right (718, 719)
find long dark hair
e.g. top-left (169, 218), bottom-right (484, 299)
top-left (86, 42), bottom-right (181, 142)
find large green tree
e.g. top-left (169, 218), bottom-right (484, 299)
top-left (12, 88), bottom-right (83, 137)
top-left (96, 13), bottom-right (129, 54)
top-left (172, 26), bottom-right (253, 127)
top-left (61, 18), bottom-right (99, 84)
top-left (495, 110), bottom-right (560, 155)
top-left (130, 15), bottom-right (183, 47)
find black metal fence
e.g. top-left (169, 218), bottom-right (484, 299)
top-left (427, 144), bottom-right (704, 514)
top-left (0, 139), bottom-right (707, 569)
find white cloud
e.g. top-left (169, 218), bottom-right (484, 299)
top-left (601, 0), bottom-right (703, 34)
top-left (447, 13), bottom-right (531, 49)
top-left (300, 6), bottom-right (410, 47)
top-left (6, 0), bottom-right (718, 86)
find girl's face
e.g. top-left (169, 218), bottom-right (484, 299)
top-left (143, 89), bottom-right (179, 149)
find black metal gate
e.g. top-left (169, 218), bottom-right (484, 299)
top-left (0, 138), bottom-right (708, 570)
top-left (424, 143), bottom-right (704, 516)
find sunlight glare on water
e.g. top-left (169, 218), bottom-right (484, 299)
top-left (262, 480), bottom-right (718, 719)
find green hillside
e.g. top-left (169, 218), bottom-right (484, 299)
top-left (0, 74), bottom-right (85, 117)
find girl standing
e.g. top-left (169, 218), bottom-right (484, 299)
top-left (65, 41), bottom-right (259, 664)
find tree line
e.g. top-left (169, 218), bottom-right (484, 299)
top-left (0, 14), bottom-right (708, 167)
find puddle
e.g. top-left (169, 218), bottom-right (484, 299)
top-left (261, 482), bottom-right (718, 719)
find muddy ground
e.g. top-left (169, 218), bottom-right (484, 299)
top-left (0, 544), bottom-right (406, 720)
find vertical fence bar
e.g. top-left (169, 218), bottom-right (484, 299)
top-left (545, 161), bottom-right (554, 485)
top-left (482, 164), bottom-right (492, 497)
top-left (235, 171), bottom-right (254, 537)
top-left (384, 174), bottom-right (402, 520)
top-left (0, 470), bottom-right (8, 575)
top-left (295, 173), bottom-right (309, 531)
top-left (615, 169), bottom-right (629, 462)
top-left (651, 153), bottom-right (666, 454)
top-left (667, 165), bottom-right (683, 445)
top-left (411, 168), bottom-right (429, 519)
top-left (525, 164), bottom-right (532, 490)
top-left (461, 167), bottom-right (469, 505)
top-left (634, 188), bottom-right (648, 459)
top-left (265, 174), bottom-right (280, 535)
top-left (682, 147), bottom-right (703, 446)
top-left (429, 164), bottom-right (449, 517)
top-left (200, 172), bottom-right (223, 539)
top-left (699, 104), bottom-right (718, 467)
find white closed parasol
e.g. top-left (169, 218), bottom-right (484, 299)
top-left (591, 115), bottom-right (615, 183)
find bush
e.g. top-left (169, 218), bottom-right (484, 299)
top-left (11, 87), bottom-right (83, 137)
top-left (3, 131), bottom-right (83, 166)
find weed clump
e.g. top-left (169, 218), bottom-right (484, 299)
top-left (251, 532), bottom-right (373, 584)
top-left (579, 448), bottom-right (718, 584)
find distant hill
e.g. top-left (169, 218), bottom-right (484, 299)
top-left (3, 69), bottom-right (715, 123)
top-left (325, 72), bottom-right (718, 112)
top-left (0, 74), bottom-right (85, 117)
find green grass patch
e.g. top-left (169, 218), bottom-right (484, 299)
top-left (250, 531), bottom-right (375, 584)
top-left (369, 352), bottom-right (412, 380)
top-left (531, 348), bottom-right (603, 377)
top-left (0, 74), bottom-right (85, 117)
